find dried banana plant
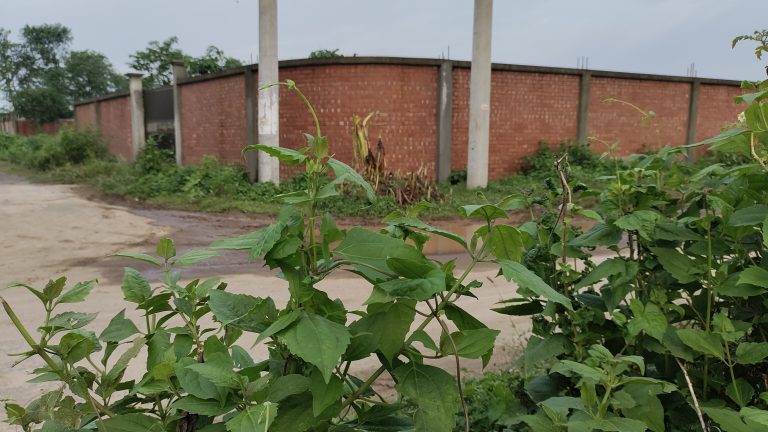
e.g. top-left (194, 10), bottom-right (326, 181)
top-left (350, 113), bottom-right (442, 205)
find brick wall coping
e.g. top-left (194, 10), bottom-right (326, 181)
top-left (75, 56), bottom-right (743, 106)
top-left (74, 90), bottom-right (130, 106)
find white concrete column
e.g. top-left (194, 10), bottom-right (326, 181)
top-left (258, 0), bottom-right (280, 184)
top-left (171, 60), bottom-right (187, 165)
top-left (466, 0), bottom-right (493, 189)
top-left (127, 73), bottom-right (146, 160)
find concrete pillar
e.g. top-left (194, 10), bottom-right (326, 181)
top-left (686, 79), bottom-right (701, 145)
top-left (466, 0), bottom-right (493, 189)
top-left (126, 73), bottom-right (145, 160)
top-left (577, 71), bottom-right (592, 145)
top-left (244, 68), bottom-right (259, 182)
top-left (171, 60), bottom-right (187, 165)
top-left (258, 0), bottom-right (280, 184)
top-left (436, 60), bottom-right (454, 183)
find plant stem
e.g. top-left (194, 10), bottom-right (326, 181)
top-left (430, 303), bottom-right (470, 432)
top-left (675, 357), bottom-right (709, 432)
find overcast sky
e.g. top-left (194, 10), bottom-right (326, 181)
top-left (2, 0), bottom-right (768, 81)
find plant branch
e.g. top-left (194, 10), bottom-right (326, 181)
top-left (675, 357), bottom-right (709, 432)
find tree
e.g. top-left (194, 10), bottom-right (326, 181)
top-left (65, 50), bottom-right (127, 102)
top-left (186, 46), bottom-right (242, 76)
top-left (12, 87), bottom-right (70, 122)
top-left (127, 37), bottom-right (184, 88)
top-left (0, 24), bottom-right (125, 121)
top-left (309, 49), bottom-right (342, 59)
top-left (128, 37), bottom-right (243, 88)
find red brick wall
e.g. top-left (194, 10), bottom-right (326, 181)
top-left (277, 64), bottom-right (438, 179)
top-left (588, 78), bottom-right (690, 156)
top-left (74, 60), bottom-right (746, 180)
top-left (75, 103), bottom-right (98, 128)
top-left (451, 69), bottom-right (580, 177)
top-left (695, 84), bottom-right (745, 142)
top-left (179, 75), bottom-right (246, 165)
top-left (13, 119), bottom-right (74, 136)
top-left (98, 96), bottom-right (132, 160)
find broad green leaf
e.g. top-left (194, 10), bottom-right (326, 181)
top-left (649, 247), bottom-right (704, 284)
top-left (253, 310), bottom-right (302, 345)
top-left (550, 360), bottom-right (606, 383)
top-left (377, 268), bottom-right (446, 301)
top-left (574, 258), bottom-right (627, 289)
top-left (654, 221), bottom-right (702, 241)
top-left (211, 222), bottom-right (285, 261)
top-left (103, 414), bottom-right (164, 432)
top-left (627, 300), bottom-right (667, 342)
top-left (386, 217), bottom-right (467, 249)
top-left (702, 406), bottom-right (761, 432)
top-left (186, 353), bottom-right (241, 389)
top-left (407, 329), bottom-right (439, 351)
top-left (618, 384), bottom-right (666, 432)
top-left (444, 303), bottom-right (487, 330)
top-left (245, 143), bottom-right (307, 165)
top-left (280, 313), bottom-right (351, 383)
top-left (727, 378), bottom-right (755, 407)
top-left (615, 210), bottom-right (661, 240)
top-left (59, 331), bottom-right (97, 363)
top-left (736, 342), bottom-right (768, 365)
top-left (685, 127), bottom-right (747, 148)
top-left (569, 416), bottom-right (648, 432)
top-left (156, 238), bottom-right (176, 260)
top-left (208, 290), bottom-right (276, 333)
top-left (459, 204), bottom-right (507, 221)
top-left (310, 369), bottom-right (343, 417)
top-left (489, 225), bottom-right (523, 261)
top-left (521, 334), bottom-right (567, 371)
top-left (737, 266), bottom-right (768, 289)
top-left (174, 250), bottom-right (219, 266)
top-left (348, 301), bottom-right (415, 361)
top-left (172, 396), bottom-right (235, 416)
top-left (334, 227), bottom-right (424, 281)
top-left (42, 277), bottom-right (66, 300)
top-left (269, 394), bottom-right (318, 432)
top-left (439, 328), bottom-right (500, 359)
top-left (385, 256), bottom-right (436, 279)
top-left (729, 204), bottom-right (768, 227)
top-left (45, 311), bottom-right (97, 331)
top-left (740, 407), bottom-right (768, 428)
top-left (570, 222), bottom-right (622, 247)
top-left (121, 268), bottom-right (151, 304)
top-left (677, 328), bottom-right (724, 360)
top-left (176, 357), bottom-right (227, 402)
top-left (112, 252), bottom-right (161, 266)
top-left (266, 375), bottom-right (310, 403)
top-left (392, 363), bottom-right (459, 432)
top-left (55, 280), bottom-right (96, 305)
top-left (99, 310), bottom-right (139, 343)
top-left (497, 259), bottom-right (573, 310)
top-left (327, 157), bottom-right (376, 202)
top-left (104, 336), bottom-right (145, 384)
top-left (226, 402), bottom-right (278, 432)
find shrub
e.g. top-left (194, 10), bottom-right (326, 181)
top-left (58, 127), bottom-right (108, 164)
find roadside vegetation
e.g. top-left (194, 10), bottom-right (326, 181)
top-left (0, 127), bottom-right (621, 218)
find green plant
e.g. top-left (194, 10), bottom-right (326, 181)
top-left (58, 126), bottom-right (108, 164)
top-left (488, 75), bottom-right (768, 431)
top-left (2, 81), bottom-right (517, 432)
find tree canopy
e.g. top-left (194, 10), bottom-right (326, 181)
top-left (0, 23), bottom-right (126, 122)
top-left (128, 37), bottom-right (243, 88)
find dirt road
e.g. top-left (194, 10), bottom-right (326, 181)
top-left (0, 173), bottom-right (530, 430)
